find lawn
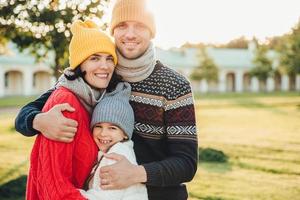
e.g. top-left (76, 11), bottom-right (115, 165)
top-left (188, 92), bottom-right (300, 200)
top-left (0, 96), bottom-right (37, 108)
top-left (0, 92), bottom-right (300, 200)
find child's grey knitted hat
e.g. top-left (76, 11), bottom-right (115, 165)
top-left (90, 82), bottom-right (134, 139)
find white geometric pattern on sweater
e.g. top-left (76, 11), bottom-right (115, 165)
top-left (135, 122), bottom-right (164, 135)
top-left (130, 93), bottom-right (193, 111)
top-left (167, 125), bottom-right (197, 135)
top-left (130, 94), bottom-right (164, 107)
top-left (165, 96), bottom-right (194, 111)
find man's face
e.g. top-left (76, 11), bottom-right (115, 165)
top-left (113, 21), bottom-right (152, 59)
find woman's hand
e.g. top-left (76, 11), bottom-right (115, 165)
top-left (99, 153), bottom-right (147, 189)
top-left (33, 103), bottom-right (78, 142)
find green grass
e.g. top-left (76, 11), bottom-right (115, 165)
top-left (0, 96), bottom-right (38, 108)
top-left (193, 91), bottom-right (300, 100)
top-left (188, 92), bottom-right (300, 200)
top-left (0, 92), bottom-right (300, 200)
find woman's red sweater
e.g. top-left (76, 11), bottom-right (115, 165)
top-left (26, 87), bottom-right (98, 200)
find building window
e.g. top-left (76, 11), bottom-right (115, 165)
top-left (4, 72), bottom-right (9, 88)
top-left (33, 73), bottom-right (37, 87)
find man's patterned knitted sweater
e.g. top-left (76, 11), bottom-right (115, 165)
top-left (129, 61), bottom-right (198, 200)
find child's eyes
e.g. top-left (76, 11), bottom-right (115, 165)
top-left (95, 125), bottom-right (102, 128)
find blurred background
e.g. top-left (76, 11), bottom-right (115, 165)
top-left (0, 0), bottom-right (299, 199)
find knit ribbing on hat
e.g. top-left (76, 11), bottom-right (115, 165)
top-left (115, 42), bottom-right (156, 83)
top-left (110, 0), bottom-right (156, 37)
top-left (56, 69), bottom-right (105, 114)
top-left (69, 20), bottom-right (117, 69)
top-left (90, 82), bottom-right (134, 139)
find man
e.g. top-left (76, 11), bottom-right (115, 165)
top-left (15, 0), bottom-right (198, 199)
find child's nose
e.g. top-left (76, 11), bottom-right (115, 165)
top-left (99, 129), bottom-right (108, 136)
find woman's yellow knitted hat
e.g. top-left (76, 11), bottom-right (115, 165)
top-left (110, 0), bottom-right (156, 38)
top-left (69, 20), bottom-right (117, 69)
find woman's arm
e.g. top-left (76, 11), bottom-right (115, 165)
top-left (31, 90), bottom-right (87, 199)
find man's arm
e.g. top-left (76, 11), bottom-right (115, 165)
top-left (142, 91), bottom-right (197, 186)
top-left (15, 88), bottom-right (78, 142)
top-left (15, 89), bottom-right (54, 136)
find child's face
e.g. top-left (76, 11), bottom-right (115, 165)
top-left (92, 122), bottom-right (127, 152)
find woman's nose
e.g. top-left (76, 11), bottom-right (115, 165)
top-left (98, 60), bottom-right (109, 69)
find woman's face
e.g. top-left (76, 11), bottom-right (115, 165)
top-left (92, 122), bottom-right (127, 153)
top-left (80, 53), bottom-right (115, 89)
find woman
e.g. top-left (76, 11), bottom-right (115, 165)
top-left (26, 19), bottom-right (120, 199)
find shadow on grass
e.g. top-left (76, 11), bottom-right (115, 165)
top-left (199, 162), bottom-right (232, 174)
top-left (233, 98), bottom-right (288, 115)
top-left (0, 175), bottom-right (26, 200)
top-left (189, 192), bottom-right (228, 200)
top-left (235, 161), bottom-right (300, 176)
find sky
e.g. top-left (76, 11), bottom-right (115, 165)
top-left (106, 0), bottom-right (300, 49)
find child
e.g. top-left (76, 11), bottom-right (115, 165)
top-left (79, 82), bottom-right (148, 200)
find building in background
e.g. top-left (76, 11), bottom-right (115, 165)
top-left (0, 42), bottom-right (299, 97)
top-left (0, 43), bottom-right (55, 97)
top-left (156, 44), bottom-right (300, 93)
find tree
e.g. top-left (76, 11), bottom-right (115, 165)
top-left (190, 48), bottom-right (218, 83)
top-left (217, 36), bottom-right (249, 49)
top-left (279, 20), bottom-right (300, 75)
top-left (249, 45), bottom-right (273, 91)
top-left (0, 0), bottom-right (110, 78)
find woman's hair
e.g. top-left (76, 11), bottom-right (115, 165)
top-left (64, 67), bottom-right (123, 92)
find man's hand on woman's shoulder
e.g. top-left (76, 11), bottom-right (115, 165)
top-left (33, 103), bottom-right (78, 143)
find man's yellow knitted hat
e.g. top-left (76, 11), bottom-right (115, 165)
top-left (110, 0), bottom-right (156, 38)
top-left (69, 20), bottom-right (117, 69)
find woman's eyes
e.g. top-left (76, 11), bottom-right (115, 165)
top-left (90, 56), bottom-right (113, 63)
top-left (90, 56), bottom-right (99, 61)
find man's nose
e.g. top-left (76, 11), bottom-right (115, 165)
top-left (124, 26), bottom-right (136, 39)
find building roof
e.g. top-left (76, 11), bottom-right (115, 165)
top-left (1, 42), bottom-right (278, 71)
top-left (156, 47), bottom-right (256, 70)
top-left (0, 43), bottom-right (54, 66)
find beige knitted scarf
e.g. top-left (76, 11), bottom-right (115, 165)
top-left (115, 42), bottom-right (156, 83)
top-left (56, 69), bottom-right (105, 114)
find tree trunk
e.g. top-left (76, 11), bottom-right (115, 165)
top-left (53, 55), bottom-right (63, 80)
